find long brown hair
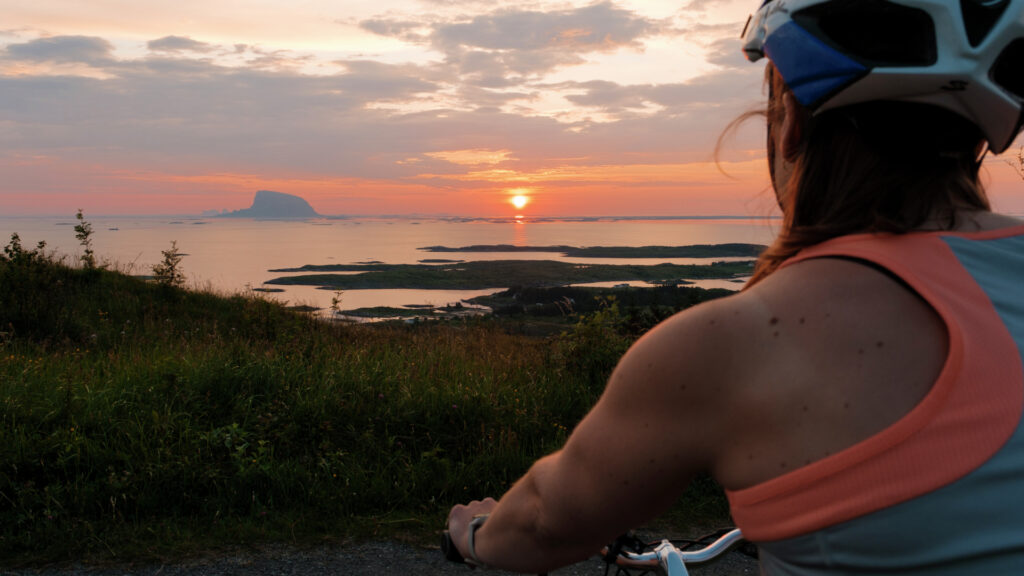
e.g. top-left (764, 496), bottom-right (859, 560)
top-left (745, 64), bottom-right (990, 286)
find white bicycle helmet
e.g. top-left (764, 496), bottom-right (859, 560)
top-left (741, 0), bottom-right (1024, 153)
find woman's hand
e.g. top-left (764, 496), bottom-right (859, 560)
top-left (447, 497), bottom-right (498, 562)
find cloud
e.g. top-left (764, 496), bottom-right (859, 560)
top-left (417, 0), bottom-right (496, 5)
top-left (442, 47), bottom-right (584, 86)
top-left (548, 66), bottom-right (762, 120)
top-left (4, 35), bottom-right (114, 65)
top-left (1, 28), bottom-right (35, 39)
top-left (704, 37), bottom-right (748, 69)
top-left (681, 0), bottom-right (736, 14)
top-left (430, 2), bottom-right (663, 53)
top-left (244, 47), bottom-right (315, 71)
top-left (362, 2), bottom-right (666, 80)
top-left (335, 60), bottom-right (442, 102)
top-left (147, 36), bottom-right (215, 54)
top-left (0, 51), bottom-right (460, 177)
top-left (647, 68), bottom-right (763, 110)
top-left (0, 8), bottom-right (769, 215)
top-left (359, 19), bottom-right (428, 44)
top-left (143, 38), bottom-right (313, 72)
top-left (0, 42), bottom-right (764, 175)
top-left (454, 84), bottom-right (535, 107)
top-left (424, 149), bottom-right (514, 165)
top-left (562, 79), bottom-right (654, 112)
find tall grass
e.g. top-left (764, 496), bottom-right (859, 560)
top-left (0, 232), bottom-right (731, 563)
top-left (0, 237), bottom-right (621, 562)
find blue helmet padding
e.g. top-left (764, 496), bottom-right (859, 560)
top-left (764, 20), bottom-right (869, 108)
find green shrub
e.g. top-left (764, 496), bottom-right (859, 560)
top-left (557, 297), bottom-right (632, 387)
top-left (73, 210), bottom-right (96, 269)
top-left (152, 241), bottom-right (185, 287)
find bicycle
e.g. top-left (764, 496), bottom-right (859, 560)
top-left (442, 526), bottom-right (749, 575)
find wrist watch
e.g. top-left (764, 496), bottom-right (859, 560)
top-left (466, 513), bottom-right (490, 568)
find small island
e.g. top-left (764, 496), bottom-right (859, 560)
top-left (217, 190), bottom-right (320, 219)
top-left (266, 258), bottom-right (754, 290)
top-left (265, 243), bottom-right (761, 319)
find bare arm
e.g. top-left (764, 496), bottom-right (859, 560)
top-left (448, 255), bottom-right (953, 572)
top-left (448, 296), bottom-right (754, 572)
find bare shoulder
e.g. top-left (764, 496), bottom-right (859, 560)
top-left (722, 258), bottom-right (946, 488)
top-left (607, 256), bottom-right (947, 488)
top-left (608, 257), bottom-right (884, 399)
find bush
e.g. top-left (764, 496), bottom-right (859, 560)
top-left (152, 241), bottom-right (185, 287)
top-left (558, 297), bottom-right (632, 386)
top-left (74, 209), bottom-right (96, 269)
top-left (1, 233), bottom-right (47, 267)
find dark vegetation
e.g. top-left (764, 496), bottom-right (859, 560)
top-left (267, 259), bottom-right (754, 290)
top-left (475, 284), bottom-right (734, 318)
top-left (337, 304), bottom-right (480, 319)
top-left (0, 226), bottom-right (736, 564)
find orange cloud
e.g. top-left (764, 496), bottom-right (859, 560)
top-left (423, 149), bottom-right (515, 166)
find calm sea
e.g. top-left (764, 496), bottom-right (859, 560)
top-left (0, 216), bottom-right (779, 313)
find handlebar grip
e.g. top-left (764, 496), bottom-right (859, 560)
top-left (441, 530), bottom-right (467, 564)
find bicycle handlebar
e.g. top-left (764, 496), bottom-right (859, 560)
top-left (602, 528), bottom-right (745, 570)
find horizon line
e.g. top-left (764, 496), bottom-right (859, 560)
top-left (2, 213), bottom-right (783, 221)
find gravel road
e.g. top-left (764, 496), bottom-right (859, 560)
top-left (0, 540), bottom-right (759, 576)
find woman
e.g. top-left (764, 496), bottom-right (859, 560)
top-left (449, 1), bottom-right (1024, 573)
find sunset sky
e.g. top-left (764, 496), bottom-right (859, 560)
top-left (2, 0), bottom-right (1022, 217)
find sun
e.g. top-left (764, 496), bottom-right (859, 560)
top-left (511, 194), bottom-right (529, 209)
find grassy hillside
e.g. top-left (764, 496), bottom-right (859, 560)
top-left (0, 233), bottom-right (731, 564)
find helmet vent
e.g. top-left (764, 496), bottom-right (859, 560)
top-left (960, 0), bottom-right (1010, 47)
top-left (793, 0), bottom-right (937, 67)
top-left (992, 39), bottom-right (1024, 100)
